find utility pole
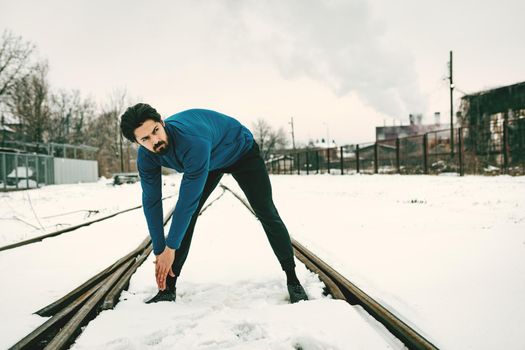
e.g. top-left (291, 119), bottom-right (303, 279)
top-left (127, 142), bottom-right (131, 172)
top-left (1, 114), bottom-right (5, 147)
top-left (119, 130), bottom-right (124, 172)
top-left (116, 113), bottom-right (124, 172)
top-left (65, 109), bottom-right (71, 140)
top-left (448, 50), bottom-right (455, 157)
top-left (289, 117), bottom-right (296, 150)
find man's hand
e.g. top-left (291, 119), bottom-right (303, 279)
top-left (154, 247), bottom-right (176, 290)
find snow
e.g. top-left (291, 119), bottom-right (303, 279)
top-left (0, 176), bottom-right (179, 246)
top-left (71, 189), bottom-right (402, 350)
top-left (230, 174), bottom-right (525, 350)
top-left (1, 173), bottom-right (524, 349)
top-left (0, 195), bottom-right (176, 348)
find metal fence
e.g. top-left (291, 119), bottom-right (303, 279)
top-left (0, 152), bottom-right (54, 191)
top-left (1, 141), bottom-right (97, 160)
top-left (268, 118), bottom-right (525, 176)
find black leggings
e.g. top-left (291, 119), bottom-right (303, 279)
top-left (171, 141), bottom-right (295, 275)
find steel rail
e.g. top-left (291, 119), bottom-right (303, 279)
top-left (9, 187), bottom-right (227, 350)
top-left (8, 204), bottom-right (177, 350)
top-left (100, 188), bottom-right (226, 310)
top-left (219, 183), bottom-right (439, 350)
top-left (0, 194), bottom-right (176, 252)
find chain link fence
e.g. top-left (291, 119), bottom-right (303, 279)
top-left (0, 152), bottom-right (54, 191)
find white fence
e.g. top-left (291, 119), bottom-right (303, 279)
top-left (53, 158), bottom-right (98, 185)
top-left (1, 152), bottom-right (98, 191)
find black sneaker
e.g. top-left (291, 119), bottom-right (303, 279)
top-left (145, 288), bottom-right (176, 304)
top-left (287, 284), bottom-right (308, 303)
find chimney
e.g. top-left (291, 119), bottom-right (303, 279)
top-left (416, 114), bottom-right (423, 125)
top-left (409, 114), bottom-right (415, 126)
top-left (434, 112), bottom-right (441, 126)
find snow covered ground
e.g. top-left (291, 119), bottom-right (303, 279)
top-left (1, 174), bottom-right (524, 349)
top-left (0, 175), bottom-right (402, 350)
top-left (0, 176), bottom-right (179, 246)
top-left (71, 189), bottom-right (402, 350)
top-left (238, 174), bottom-right (524, 350)
top-left (0, 188), bottom-right (181, 349)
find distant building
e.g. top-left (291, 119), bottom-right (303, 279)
top-left (1, 124), bottom-right (15, 145)
top-left (375, 113), bottom-right (443, 141)
top-left (1, 114), bottom-right (22, 137)
top-left (1, 114), bottom-right (18, 145)
top-left (457, 81), bottom-right (525, 172)
top-left (311, 138), bottom-right (337, 149)
top-left (458, 81), bottom-right (525, 128)
top-left (265, 154), bottom-right (295, 173)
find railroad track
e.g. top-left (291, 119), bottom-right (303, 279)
top-left (0, 195), bottom-right (176, 252)
top-left (9, 189), bottom-right (225, 350)
top-left (219, 184), bottom-right (439, 350)
top-left (10, 184), bottom-right (438, 349)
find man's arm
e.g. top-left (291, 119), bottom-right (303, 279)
top-left (137, 150), bottom-right (166, 255)
top-left (153, 137), bottom-right (211, 290)
top-left (165, 137), bottom-right (211, 250)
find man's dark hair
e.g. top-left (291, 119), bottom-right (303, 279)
top-left (120, 103), bottom-right (162, 142)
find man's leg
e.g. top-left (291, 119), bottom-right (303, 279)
top-left (171, 170), bottom-right (224, 277)
top-left (227, 143), bottom-right (308, 303)
top-left (228, 143), bottom-right (296, 273)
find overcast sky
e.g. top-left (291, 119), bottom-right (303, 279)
top-left (1, 0), bottom-right (523, 144)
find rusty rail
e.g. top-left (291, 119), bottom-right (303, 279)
top-left (0, 194), bottom-right (176, 252)
top-left (219, 183), bottom-right (439, 350)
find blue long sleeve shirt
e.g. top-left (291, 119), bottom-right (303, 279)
top-left (137, 108), bottom-right (254, 255)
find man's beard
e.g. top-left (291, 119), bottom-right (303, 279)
top-left (153, 141), bottom-right (169, 155)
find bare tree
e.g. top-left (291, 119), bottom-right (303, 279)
top-left (7, 61), bottom-right (50, 143)
top-left (87, 88), bottom-right (131, 175)
top-left (251, 118), bottom-right (288, 160)
top-left (86, 110), bottom-right (120, 177)
top-left (69, 96), bottom-right (96, 146)
top-left (48, 89), bottom-right (96, 144)
top-left (105, 88), bottom-right (129, 172)
top-left (0, 30), bottom-right (35, 100)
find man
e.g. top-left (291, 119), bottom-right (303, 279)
top-left (120, 104), bottom-right (308, 304)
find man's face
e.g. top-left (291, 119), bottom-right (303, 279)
top-left (134, 119), bottom-right (169, 155)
